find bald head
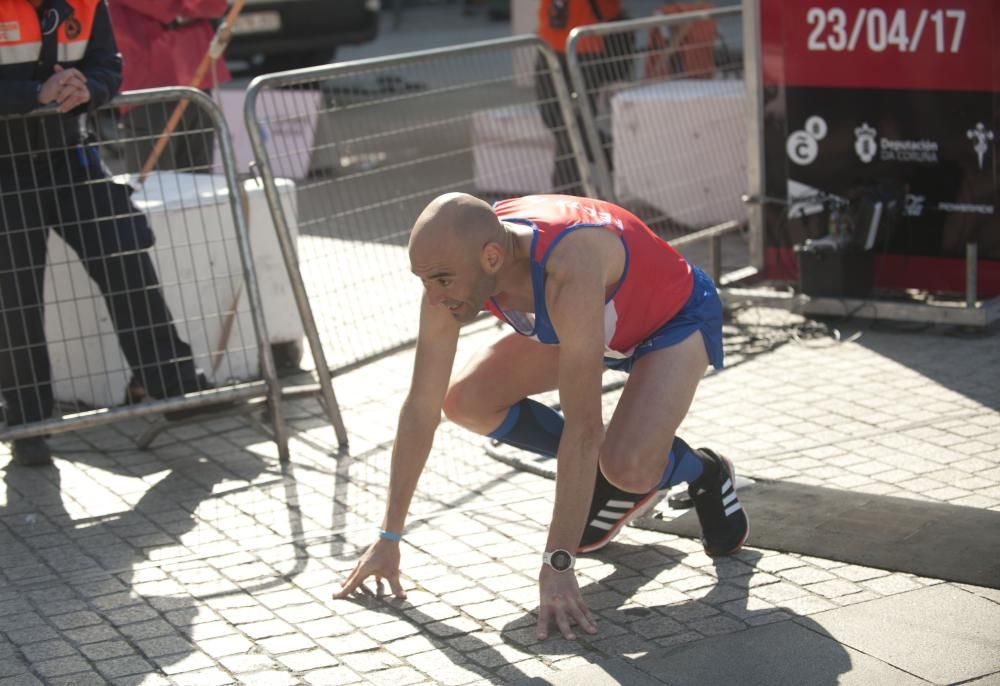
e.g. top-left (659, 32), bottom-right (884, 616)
top-left (409, 192), bottom-right (502, 260)
top-left (408, 193), bottom-right (509, 322)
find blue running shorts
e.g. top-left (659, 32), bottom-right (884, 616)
top-left (604, 265), bottom-right (724, 373)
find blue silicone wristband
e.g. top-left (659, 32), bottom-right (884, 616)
top-left (378, 530), bottom-right (402, 542)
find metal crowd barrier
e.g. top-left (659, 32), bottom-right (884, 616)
top-left (0, 87), bottom-right (289, 461)
top-left (566, 6), bottom-right (749, 277)
top-left (245, 36), bottom-right (586, 439)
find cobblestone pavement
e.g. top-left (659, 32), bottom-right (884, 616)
top-left (1, 308), bottom-right (998, 685)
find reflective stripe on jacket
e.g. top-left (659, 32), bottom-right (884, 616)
top-left (0, 0), bottom-right (121, 166)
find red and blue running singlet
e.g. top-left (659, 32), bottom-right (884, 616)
top-left (487, 195), bottom-right (694, 360)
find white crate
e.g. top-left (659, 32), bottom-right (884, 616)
top-left (44, 172), bottom-right (302, 408)
top-left (472, 104), bottom-right (555, 195)
top-left (612, 79), bottom-right (747, 227)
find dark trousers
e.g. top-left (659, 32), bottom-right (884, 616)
top-left (119, 94), bottom-right (216, 172)
top-left (534, 52), bottom-right (614, 196)
top-left (0, 151), bottom-right (198, 425)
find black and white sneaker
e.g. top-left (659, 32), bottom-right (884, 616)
top-left (577, 470), bottom-right (667, 554)
top-left (689, 448), bottom-right (749, 556)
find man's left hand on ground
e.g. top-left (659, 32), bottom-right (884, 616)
top-left (333, 538), bottom-right (407, 600)
top-left (536, 566), bottom-right (598, 640)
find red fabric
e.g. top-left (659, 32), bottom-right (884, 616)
top-left (108, 0), bottom-right (230, 93)
top-left (491, 195), bottom-right (693, 356)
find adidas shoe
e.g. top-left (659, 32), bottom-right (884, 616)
top-left (689, 448), bottom-right (749, 556)
top-left (577, 470), bottom-right (667, 554)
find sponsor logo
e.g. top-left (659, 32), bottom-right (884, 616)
top-left (937, 202), bottom-right (994, 215)
top-left (967, 123), bottom-right (995, 170)
top-left (0, 21), bottom-right (21, 42)
top-left (904, 194), bottom-right (925, 217)
top-left (786, 116), bottom-right (828, 166)
top-left (854, 123), bottom-right (939, 165)
top-left (63, 17), bottom-right (81, 39)
top-left (854, 123), bottom-right (877, 163)
top-left (880, 137), bottom-right (938, 163)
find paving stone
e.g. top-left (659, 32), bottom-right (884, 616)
top-left (338, 649), bottom-right (403, 673)
top-left (779, 567), bottom-right (837, 585)
top-left (79, 640), bottom-right (135, 661)
top-left (256, 635), bottom-right (316, 661)
top-left (0, 658), bottom-right (29, 679)
top-left (217, 652), bottom-right (278, 673)
top-left (196, 633), bottom-right (254, 658)
top-left (4, 625), bottom-right (59, 646)
top-left (302, 666), bottom-right (365, 685)
top-left (116, 620), bottom-right (176, 641)
top-left (19, 639), bottom-right (76, 663)
top-left (427, 615), bottom-right (484, 638)
top-left (383, 634), bottom-right (439, 657)
top-left (859, 575), bottom-right (923, 596)
top-left (156, 650), bottom-right (216, 675)
top-left (0, 675), bottom-right (44, 686)
top-left (750, 582), bottom-right (810, 603)
top-left (96, 656), bottom-right (154, 679)
top-left (275, 648), bottom-right (339, 672)
top-left (47, 670), bottom-right (107, 685)
top-left (238, 619), bottom-right (294, 640)
top-left (103, 606), bottom-right (160, 626)
top-left (183, 621), bottom-right (236, 641)
top-left (170, 667), bottom-right (235, 686)
top-left (234, 670), bottom-right (299, 686)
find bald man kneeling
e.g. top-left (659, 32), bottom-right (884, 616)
top-left (336, 193), bottom-right (748, 641)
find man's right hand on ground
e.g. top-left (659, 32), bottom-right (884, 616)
top-left (38, 65), bottom-right (90, 113)
top-left (334, 539), bottom-right (407, 600)
top-left (536, 566), bottom-right (598, 641)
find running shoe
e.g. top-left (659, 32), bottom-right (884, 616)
top-left (577, 470), bottom-right (667, 553)
top-left (689, 448), bottom-right (749, 556)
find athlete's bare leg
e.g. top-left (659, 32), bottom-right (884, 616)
top-left (600, 331), bottom-right (709, 493)
top-left (443, 332), bottom-right (560, 435)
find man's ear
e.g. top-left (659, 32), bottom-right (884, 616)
top-left (480, 241), bottom-right (503, 273)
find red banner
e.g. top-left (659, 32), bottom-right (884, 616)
top-left (761, 0), bottom-right (996, 92)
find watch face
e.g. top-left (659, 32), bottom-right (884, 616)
top-left (550, 550), bottom-right (572, 572)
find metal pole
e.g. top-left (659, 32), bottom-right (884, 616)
top-left (966, 242), bottom-right (978, 309)
top-left (244, 82), bottom-right (349, 449)
top-left (709, 234), bottom-right (722, 284)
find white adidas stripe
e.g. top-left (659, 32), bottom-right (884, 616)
top-left (605, 499), bottom-right (634, 509)
top-left (722, 492), bottom-right (737, 506)
top-left (596, 509), bottom-right (625, 520)
top-left (720, 478), bottom-right (732, 493)
top-left (724, 502), bottom-right (742, 516)
top-left (588, 519), bottom-right (614, 530)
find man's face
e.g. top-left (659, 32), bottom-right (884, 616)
top-left (410, 245), bottom-right (495, 323)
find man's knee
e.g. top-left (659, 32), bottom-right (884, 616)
top-left (442, 378), bottom-right (482, 428)
top-left (599, 442), bottom-right (665, 494)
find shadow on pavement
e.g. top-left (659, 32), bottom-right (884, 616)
top-left (0, 438), bottom-right (298, 682)
top-left (499, 547), bottom-right (854, 686)
top-left (854, 325), bottom-right (999, 411)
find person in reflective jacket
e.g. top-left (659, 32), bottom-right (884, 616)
top-left (0, 0), bottom-right (213, 466)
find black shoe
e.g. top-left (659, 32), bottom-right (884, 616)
top-left (689, 448), bottom-right (749, 556)
top-left (577, 470), bottom-right (668, 554)
top-left (11, 437), bottom-right (53, 467)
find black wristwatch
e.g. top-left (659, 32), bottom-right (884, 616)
top-left (542, 549), bottom-right (575, 572)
